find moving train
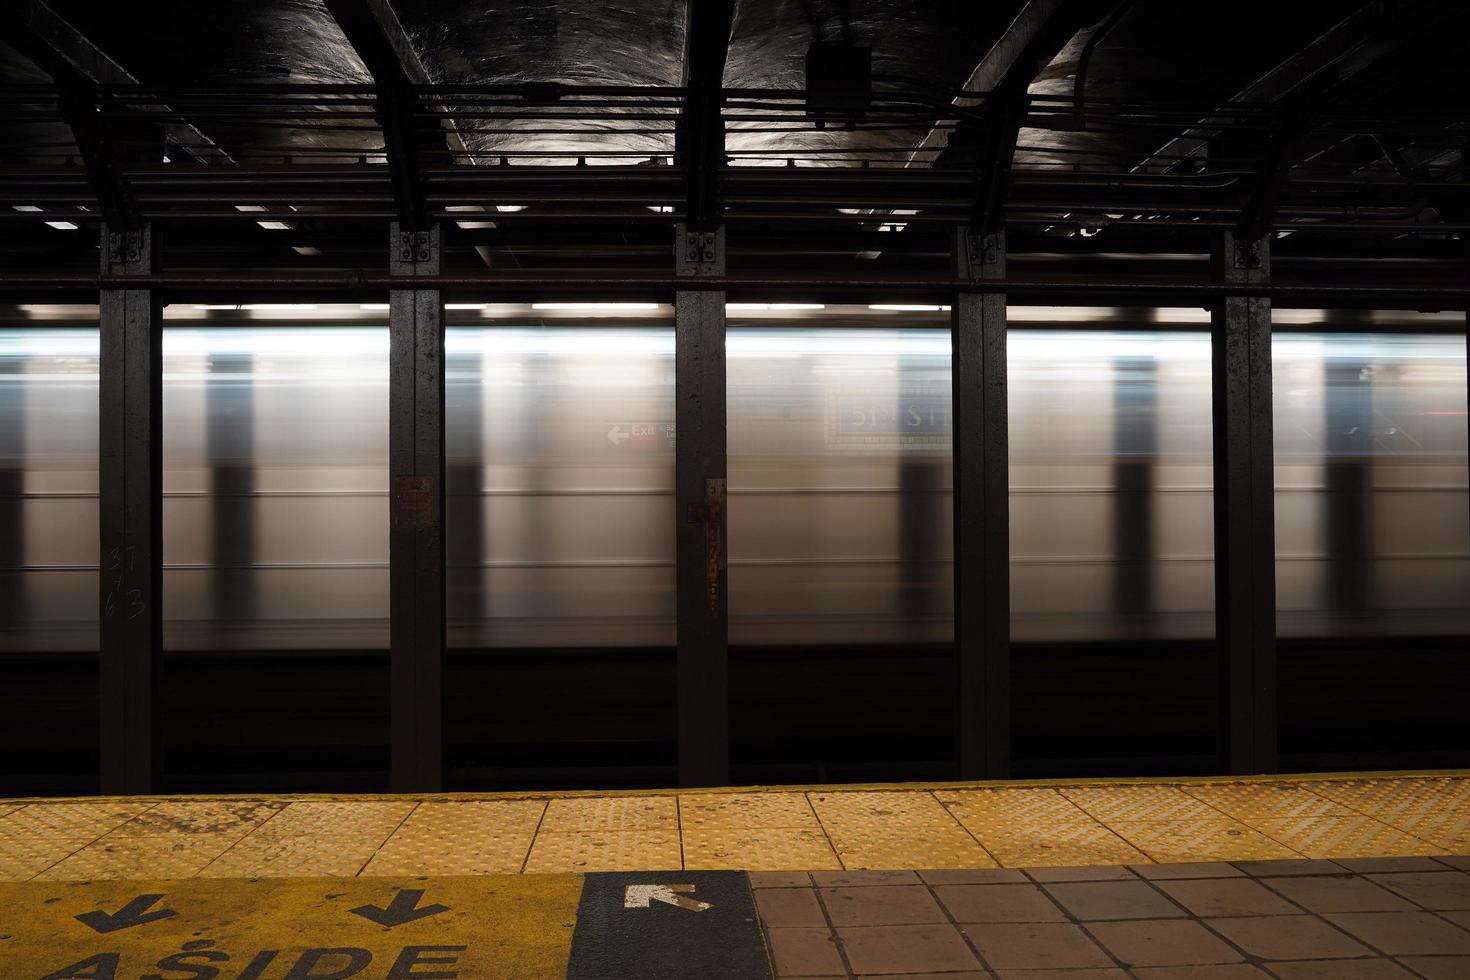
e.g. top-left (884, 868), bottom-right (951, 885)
top-left (2, 305), bottom-right (1466, 655)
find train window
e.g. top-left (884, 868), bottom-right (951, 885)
top-left (0, 316), bottom-right (100, 652)
top-left (1009, 320), bottom-right (1215, 641)
top-left (161, 312), bottom-right (390, 651)
top-left (445, 317), bottom-right (676, 650)
top-left (727, 319), bottom-right (954, 646)
top-left (1273, 327), bottom-right (1470, 638)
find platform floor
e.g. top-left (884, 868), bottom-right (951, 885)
top-left (3, 772), bottom-right (1469, 881)
top-left (3, 773), bottom-right (1469, 978)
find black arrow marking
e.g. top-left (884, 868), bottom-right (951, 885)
top-left (349, 888), bottom-right (449, 928)
top-left (75, 894), bottom-right (178, 934)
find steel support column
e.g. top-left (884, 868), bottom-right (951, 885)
top-left (98, 223), bottom-right (161, 794)
top-left (388, 222), bottom-right (445, 791)
top-left (1211, 230), bottom-right (1277, 775)
top-left (674, 226), bottom-right (728, 787)
top-left (953, 228), bottom-right (1010, 779)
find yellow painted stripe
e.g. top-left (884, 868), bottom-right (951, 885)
top-left (0, 875), bottom-right (583, 979)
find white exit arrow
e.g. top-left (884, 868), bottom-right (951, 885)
top-left (607, 425), bottom-right (629, 445)
top-left (623, 884), bottom-right (713, 912)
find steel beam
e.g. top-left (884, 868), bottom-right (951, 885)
top-left (674, 223), bottom-right (728, 787)
top-left (953, 227), bottom-right (1010, 778)
top-left (324, 0), bottom-right (447, 229)
top-left (1211, 230), bottom-right (1277, 775)
top-left (677, 0), bottom-right (734, 231)
top-left (98, 223), bottom-right (161, 794)
top-left (388, 222), bottom-right (445, 791)
top-left (1139, 0), bottom-right (1458, 177)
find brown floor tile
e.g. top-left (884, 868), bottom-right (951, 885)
top-left (812, 870), bottom-right (920, 887)
top-left (1204, 914), bottom-right (1371, 959)
top-left (1368, 871), bottom-right (1470, 910)
top-left (756, 886), bottom-right (828, 928)
top-left (1025, 866), bottom-right (1137, 883)
top-left (994, 971), bottom-right (1126, 979)
top-left (1155, 877), bottom-right (1300, 917)
top-left (836, 923), bottom-right (981, 975)
top-left (1042, 880), bottom-right (1186, 921)
top-left (821, 884), bottom-right (948, 926)
top-left (919, 868), bottom-right (1027, 885)
top-left (1132, 862), bottom-right (1244, 880)
top-left (934, 883), bottom-right (1067, 923)
top-left (1263, 874), bottom-right (1416, 913)
top-left (766, 926), bottom-right (846, 977)
top-left (875, 974), bottom-right (990, 980)
top-left (1438, 856), bottom-right (1470, 871)
top-left (1130, 967), bottom-right (1270, 979)
top-left (1085, 919), bottom-right (1243, 968)
top-left (1395, 955), bottom-right (1470, 979)
top-left (1334, 856), bottom-right (1453, 873)
top-left (1445, 910), bottom-right (1470, 930)
top-left (752, 871), bottom-right (813, 888)
top-left (1266, 961), bottom-right (1416, 980)
top-left (964, 923), bottom-right (1115, 971)
top-left (1324, 911), bottom-right (1470, 955)
top-left (1232, 859), bottom-right (1344, 876)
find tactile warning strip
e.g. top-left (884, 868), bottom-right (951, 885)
top-left (1, 773), bottom-right (1466, 878)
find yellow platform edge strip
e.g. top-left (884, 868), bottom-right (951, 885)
top-left (5, 768), bottom-right (1467, 806)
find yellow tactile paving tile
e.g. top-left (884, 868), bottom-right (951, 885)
top-left (242, 799), bottom-right (418, 840)
top-left (105, 799), bottom-right (287, 838)
top-left (808, 790), bottom-right (961, 829)
top-left (359, 800), bottom-right (546, 875)
top-left (1307, 777), bottom-right (1470, 815)
top-left (678, 792), bottom-right (820, 829)
top-left (539, 795), bottom-right (677, 833)
top-left (1253, 815), bottom-right (1449, 859)
top-left (826, 822), bottom-right (999, 870)
top-left (942, 788), bottom-right (1104, 828)
top-left (682, 827), bottom-right (843, 870)
top-left (1107, 819), bottom-right (1299, 863)
top-left (1375, 810), bottom-right (1470, 850)
top-left (0, 802), bottom-right (159, 881)
top-left (1181, 781), bottom-right (1358, 821)
top-left (34, 832), bottom-right (242, 880)
top-left (0, 803), bottom-right (23, 820)
top-left (1060, 784), bottom-right (1223, 823)
top-left (197, 832), bottom-right (390, 878)
top-left (960, 817), bottom-right (1148, 868)
top-left (524, 830), bottom-right (682, 872)
top-left (365, 833), bottom-right (537, 875)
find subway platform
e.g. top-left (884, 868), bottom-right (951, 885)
top-left (3, 772), bottom-right (1469, 978)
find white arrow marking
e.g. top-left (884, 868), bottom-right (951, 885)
top-left (607, 425), bottom-right (629, 445)
top-left (623, 883), bottom-right (713, 912)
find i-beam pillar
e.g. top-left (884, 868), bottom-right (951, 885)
top-left (952, 227), bottom-right (1011, 779)
top-left (674, 224), bottom-right (729, 787)
top-left (98, 223), bottom-right (161, 794)
top-left (1211, 229), bottom-right (1278, 775)
top-left (388, 222), bottom-right (447, 791)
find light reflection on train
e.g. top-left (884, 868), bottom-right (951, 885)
top-left (0, 314), bottom-right (1465, 652)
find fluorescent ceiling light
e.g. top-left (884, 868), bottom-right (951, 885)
top-left (726, 303), bottom-right (825, 311)
top-left (869, 304), bottom-right (950, 312)
top-left (446, 303), bottom-right (489, 310)
top-left (13, 205), bottom-right (42, 213)
top-left (646, 205), bottom-right (675, 213)
top-left (531, 302), bottom-right (660, 312)
top-left (494, 205), bottom-right (526, 213)
top-left (291, 245), bottom-right (322, 256)
top-left (45, 221), bottom-right (79, 231)
top-left (359, 303), bottom-right (390, 311)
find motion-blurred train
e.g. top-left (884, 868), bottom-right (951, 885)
top-left (2, 305), bottom-right (1467, 655)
